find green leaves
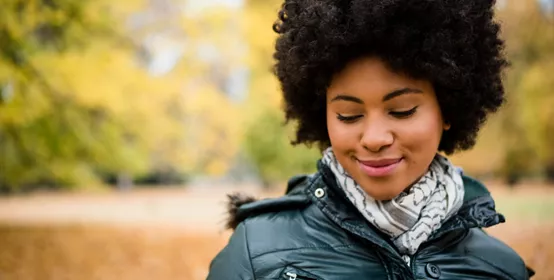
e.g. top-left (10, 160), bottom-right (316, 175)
top-left (243, 107), bottom-right (320, 187)
top-left (0, 0), bottom-right (169, 190)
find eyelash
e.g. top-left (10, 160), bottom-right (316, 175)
top-left (336, 114), bottom-right (362, 123)
top-left (336, 106), bottom-right (418, 123)
top-left (390, 106), bottom-right (418, 118)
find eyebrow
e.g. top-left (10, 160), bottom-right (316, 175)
top-left (330, 95), bottom-right (364, 104)
top-left (330, 87), bottom-right (423, 104)
top-left (382, 87), bottom-right (423, 102)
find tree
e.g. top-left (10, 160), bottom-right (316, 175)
top-left (497, 0), bottom-right (554, 182)
top-left (0, 0), bottom-right (258, 191)
top-left (0, 0), bottom-right (183, 190)
top-left (240, 0), bottom-right (321, 186)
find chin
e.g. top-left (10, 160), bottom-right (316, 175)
top-left (371, 193), bottom-right (398, 201)
top-left (362, 188), bottom-right (399, 201)
top-left (359, 182), bottom-right (404, 201)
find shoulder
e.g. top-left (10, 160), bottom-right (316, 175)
top-left (461, 228), bottom-right (530, 279)
top-left (226, 174), bottom-right (315, 231)
top-left (461, 174), bottom-right (491, 202)
top-left (236, 174), bottom-right (356, 257)
top-left (209, 174), bottom-right (370, 279)
top-left (433, 174), bottom-right (533, 278)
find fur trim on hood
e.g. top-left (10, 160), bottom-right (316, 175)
top-left (225, 193), bottom-right (257, 230)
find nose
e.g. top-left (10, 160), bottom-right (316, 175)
top-left (360, 117), bottom-right (394, 153)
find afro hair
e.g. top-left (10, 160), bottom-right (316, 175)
top-left (272, 0), bottom-right (508, 154)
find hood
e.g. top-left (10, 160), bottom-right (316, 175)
top-left (225, 193), bottom-right (258, 230)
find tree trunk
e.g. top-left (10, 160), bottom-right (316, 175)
top-left (545, 162), bottom-right (554, 184)
top-left (117, 173), bottom-right (133, 191)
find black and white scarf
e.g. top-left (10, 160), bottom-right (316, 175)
top-left (321, 148), bottom-right (465, 261)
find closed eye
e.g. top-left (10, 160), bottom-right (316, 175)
top-left (337, 114), bottom-right (363, 123)
top-left (390, 106), bottom-right (418, 118)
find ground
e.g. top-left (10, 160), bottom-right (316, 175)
top-left (0, 183), bottom-right (553, 280)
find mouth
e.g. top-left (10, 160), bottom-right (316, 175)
top-left (357, 158), bottom-right (403, 177)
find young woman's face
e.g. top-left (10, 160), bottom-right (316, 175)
top-left (326, 56), bottom-right (449, 200)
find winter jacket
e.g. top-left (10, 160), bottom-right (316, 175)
top-left (207, 161), bottom-right (534, 280)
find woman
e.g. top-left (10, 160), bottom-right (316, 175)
top-left (208, 0), bottom-right (534, 279)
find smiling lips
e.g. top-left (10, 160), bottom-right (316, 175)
top-left (357, 158), bottom-right (403, 177)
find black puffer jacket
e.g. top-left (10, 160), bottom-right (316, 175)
top-left (208, 162), bottom-right (534, 279)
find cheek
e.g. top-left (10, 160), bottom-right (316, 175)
top-left (401, 109), bottom-right (444, 154)
top-left (326, 114), bottom-right (360, 149)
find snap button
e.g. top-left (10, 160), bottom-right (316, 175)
top-left (314, 188), bottom-right (325, 198)
top-left (425, 263), bottom-right (441, 279)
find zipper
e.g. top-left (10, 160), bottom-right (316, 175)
top-left (410, 253), bottom-right (417, 276)
top-left (284, 272), bottom-right (316, 280)
top-left (285, 272), bottom-right (297, 280)
top-left (283, 269), bottom-right (319, 280)
top-left (403, 255), bottom-right (411, 267)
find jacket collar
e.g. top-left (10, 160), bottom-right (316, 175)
top-left (307, 161), bottom-right (505, 256)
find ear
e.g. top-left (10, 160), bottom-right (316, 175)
top-left (443, 123), bottom-right (451, 131)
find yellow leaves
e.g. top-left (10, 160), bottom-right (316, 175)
top-left (47, 160), bottom-right (102, 187)
top-left (450, 115), bottom-right (506, 175)
top-left (242, 2), bottom-right (280, 60)
top-left (0, 0), bottom-right (39, 40)
top-left (30, 45), bottom-right (134, 112)
top-left (240, 0), bottom-right (323, 182)
top-left (0, 0), bottom-right (185, 189)
top-left (0, 73), bottom-right (53, 126)
top-left (241, 0), bottom-right (283, 118)
top-left (516, 62), bottom-right (554, 159)
top-left (248, 73), bottom-right (282, 109)
top-left (26, 40), bottom-right (181, 145)
top-left (83, 0), bottom-right (145, 22)
top-left (238, 0), bottom-right (326, 184)
top-left (181, 85), bottom-right (244, 175)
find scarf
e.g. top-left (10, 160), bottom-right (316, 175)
top-left (321, 148), bottom-right (465, 260)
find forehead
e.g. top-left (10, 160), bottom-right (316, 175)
top-left (327, 57), bottom-right (432, 98)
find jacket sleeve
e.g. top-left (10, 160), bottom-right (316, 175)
top-left (207, 222), bottom-right (255, 280)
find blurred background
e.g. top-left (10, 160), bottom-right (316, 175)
top-left (0, 0), bottom-right (553, 279)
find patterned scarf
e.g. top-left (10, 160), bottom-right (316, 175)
top-left (321, 148), bottom-right (465, 260)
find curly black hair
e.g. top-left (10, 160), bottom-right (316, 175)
top-left (273, 0), bottom-right (507, 154)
